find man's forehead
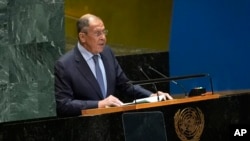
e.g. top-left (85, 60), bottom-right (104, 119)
top-left (89, 20), bottom-right (105, 29)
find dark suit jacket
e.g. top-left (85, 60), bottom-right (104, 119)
top-left (54, 45), bottom-right (152, 116)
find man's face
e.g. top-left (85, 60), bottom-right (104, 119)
top-left (79, 18), bottom-right (107, 54)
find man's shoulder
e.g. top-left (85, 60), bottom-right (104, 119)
top-left (55, 47), bottom-right (78, 67)
top-left (102, 45), bottom-right (114, 55)
top-left (59, 49), bottom-right (74, 60)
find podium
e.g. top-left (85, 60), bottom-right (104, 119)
top-left (1, 91), bottom-right (250, 141)
top-left (82, 93), bottom-right (220, 116)
top-left (80, 93), bottom-right (219, 141)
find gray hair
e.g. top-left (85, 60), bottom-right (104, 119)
top-left (76, 14), bottom-right (101, 33)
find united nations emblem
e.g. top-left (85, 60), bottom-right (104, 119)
top-left (174, 107), bottom-right (204, 141)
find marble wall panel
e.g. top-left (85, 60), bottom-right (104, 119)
top-left (8, 2), bottom-right (64, 45)
top-left (0, 0), bottom-right (64, 122)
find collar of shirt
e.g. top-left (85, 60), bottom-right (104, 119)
top-left (77, 42), bottom-right (100, 61)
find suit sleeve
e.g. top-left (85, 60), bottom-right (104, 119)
top-left (54, 60), bottom-right (98, 117)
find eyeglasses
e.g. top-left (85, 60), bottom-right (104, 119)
top-left (83, 29), bottom-right (108, 37)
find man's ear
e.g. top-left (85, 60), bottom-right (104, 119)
top-left (78, 32), bottom-right (86, 43)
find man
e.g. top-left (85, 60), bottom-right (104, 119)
top-left (54, 14), bottom-right (172, 117)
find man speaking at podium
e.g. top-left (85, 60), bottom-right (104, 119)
top-left (54, 13), bottom-right (172, 117)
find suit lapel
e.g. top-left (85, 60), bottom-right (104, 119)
top-left (74, 47), bottom-right (104, 99)
top-left (100, 53), bottom-right (112, 97)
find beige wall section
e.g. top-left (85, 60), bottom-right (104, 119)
top-left (65, 0), bottom-right (172, 55)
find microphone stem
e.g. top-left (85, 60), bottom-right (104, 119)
top-left (208, 75), bottom-right (214, 94)
top-left (148, 66), bottom-right (188, 97)
top-left (139, 67), bottom-right (160, 102)
top-left (153, 85), bottom-right (160, 102)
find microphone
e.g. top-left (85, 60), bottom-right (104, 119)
top-left (148, 65), bottom-right (188, 97)
top-left (138, 66), bottom-right (160, 102)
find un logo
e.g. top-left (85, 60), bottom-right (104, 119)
top-left (174, 107), bottom-right (205, 141)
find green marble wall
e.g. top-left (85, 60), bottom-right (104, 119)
top-left (0, 0), bottom-right (64, 122)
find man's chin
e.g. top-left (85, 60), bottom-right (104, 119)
top-left (96, 47), bottom-right (104, 53)
top-left (99, 45), bottom-right (105, 50)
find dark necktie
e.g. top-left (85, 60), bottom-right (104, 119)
top-left (93, 55), bottom-right (106, 98)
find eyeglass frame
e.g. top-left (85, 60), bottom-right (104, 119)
top-left (82, 29), bottom-right (108, 37)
